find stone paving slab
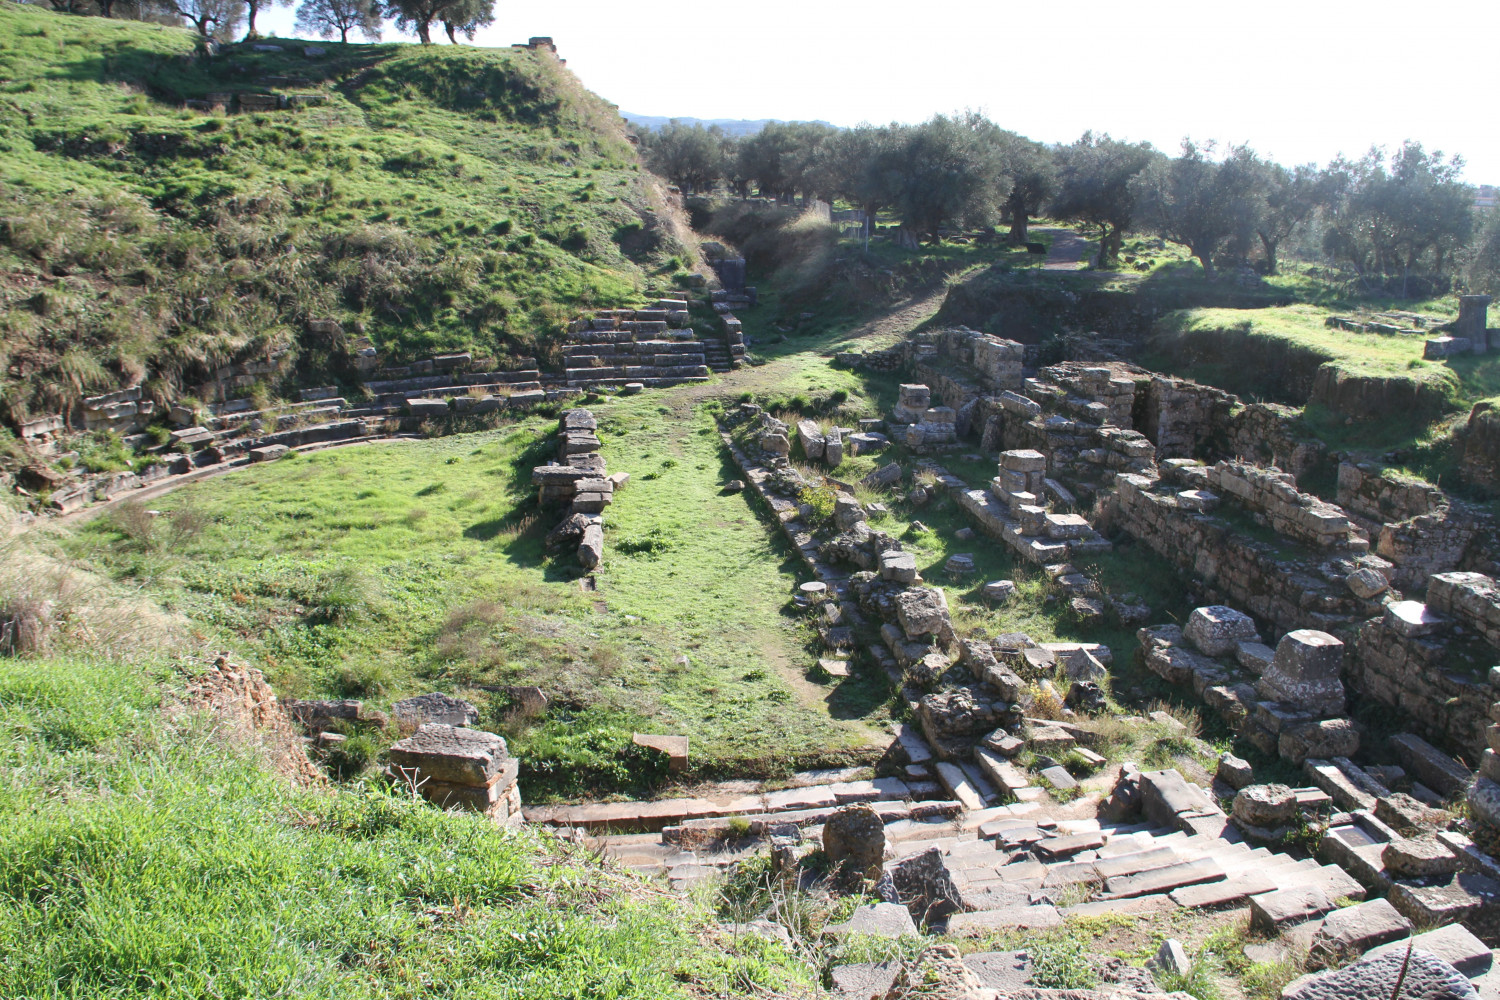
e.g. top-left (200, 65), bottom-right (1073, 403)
top-left (1169, 870), bottom-right (1278, 908)
top-left (1105, 857), bottom-right (1225, 898)
top-left (1369, 925), bottom-right (1493, 977)
top-left (1250, 885), bottom-right (1336, 933)
top-left (946, 904), bottom-right (1062, 934)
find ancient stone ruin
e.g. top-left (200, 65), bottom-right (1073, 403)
top-left (532, 408), bottom-right (625, 568)
top-left (387, 723), bottom-right (523, 824)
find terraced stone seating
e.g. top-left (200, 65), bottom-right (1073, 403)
top-left (560, 300), bottom-right (723, 387)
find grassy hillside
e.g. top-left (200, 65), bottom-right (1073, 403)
top-left (68, 393), bottom-right (889, 798)
top-left (0, 3), bottom-right (692, 427)
top-left (0, 650), bottom-right (806, 997)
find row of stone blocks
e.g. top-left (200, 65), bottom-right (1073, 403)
top-left (364, 370), bottom-right (541, 394)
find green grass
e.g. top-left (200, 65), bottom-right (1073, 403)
top-left (0, 655), bottom-right (809, 999)
top-left (0, 3), bottom-right (687, 420)
top-left (69, 400), bottom-right (886, 798)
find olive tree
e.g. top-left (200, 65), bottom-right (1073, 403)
top-left (1049, 133), bottom-right (1157, 267)
top-left (295, 0), bottom-right (381, 41)
top-left (1132, 140), bottom-right (1262, 279)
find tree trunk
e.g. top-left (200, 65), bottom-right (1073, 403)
top-left (244, 1), bottom-right (258, 39)
top-left (1258, 232), bottom-right (1279, 275)
top-left (417, 21), bottom-right (432, 43)
top-left (1196, 248), bottom-right (1216, 280)
top-left (339, 25), bottom-right (349, 42)
top-left (444, 22), bottom-right (457, 43)
top-left (1006, 193), bottom-right (1028, 246)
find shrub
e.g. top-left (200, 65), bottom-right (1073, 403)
top-left (796, 485), bottom-right (836, 526)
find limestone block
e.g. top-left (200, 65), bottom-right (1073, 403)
top-left (983, 580), bottom-right (1017, 606)
top-left (578, 523), bottom-right (603, 568)
top-left (1233, 783), bottom-right (1297, 827)
top-left (1384, 600), bottom-right (1449, 638)
top-left (1383, 837), bottom-right (1460, 879)
top-left (1346, 567), bottom-right (1390, 599)
top-left (1256, 629), bottom-right (1346, 715)
top-left (759, 431), bottom-right (790, 455)
top-left (880, 550), bottom-right (918, 584)
top-left (896, 587), bottom-right (950, 642)
top-left (1279, 718), bottom-right (1359, 766)
top-left (1001, 449), bottom-right (1047, 473)
top-left (388, 724), bottom-right (507, 786)
top-left (250, 444), bottom-right (289, 462)
top-left (1283, 949), bottom-right (1477, 1000)
top-left (393, 692), bottom-right (479, 728)
top-left (1217, 752), bottom-right (1255, 789)
top-left (797, 419), bottom-right (825, 459)
top-left (407, 398), bottom-right (449, 418)
top-left (1184, 605), bottom-right (1261, 656)
top-left (822, 804), bottom-right (885, 880)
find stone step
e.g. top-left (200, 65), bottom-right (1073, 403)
top-left (1169, 871), bottom-right (1280, 908)
top-left (945, 905), bottom-right (1063, 935)
top-left (1104, 857), bottom-right (1225, 899)
top-left (1042, 846), bottom-right (1182, 888)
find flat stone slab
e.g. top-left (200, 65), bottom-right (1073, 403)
top-left (945, 904), bottom-right (1062, 935)
top-left (633, 733), bottom-right (689, 770)
top-left (1390, 871), bottom-right (1500, 927)
top-left (1283, 948), bottom-right (1477, 1000)
top-left (1034, 831), bottom-right (1106, 861)
top-left (1106, 857), bottom-right (1224, 898)
top-left (1312, 898), bottom-right (1414, 960)
top-left (1039, 765), bottom-right (1079, 792)
top-left (934, 761), bottom-right (985, 812)
top-left (1169, 870), bottom-right (1278, 908)
top-left (825, 902), bottom-right (918, 939)
top-left (963, 951), bottom-right (1033, 992)
top-left (392, 692), bottom-right (480, 728)
top-left (1249, 885), bottom-right (1335, 934)
top-left (387, 724), bottom-right (508, 786)
top-left (830, 961), bottom-right (899, 999)
top-left (1369, 924), bottom-right (1493, 977)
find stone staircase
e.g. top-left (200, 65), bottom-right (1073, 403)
top-left (700, 337), bottom-right (734, 373)
top-left (557, 301), bottom-right (714, 390)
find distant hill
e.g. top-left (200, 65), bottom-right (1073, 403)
top-left (0, 5), bottom-right (692, 426)
top-left (622, 114), bottom-right (837, 137)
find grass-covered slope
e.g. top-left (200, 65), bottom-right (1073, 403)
top-left (0, 655), bottom-right (808, 999)
top-left (68, 393), bottom-right (887, 798)
top-left (0, 3), bottom-right (692, 424)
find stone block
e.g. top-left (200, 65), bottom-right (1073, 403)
top-left (1283, 949), bottom-right (1477, 1000)
top-left (1385, 601), bottom-right (1449, 638)
top-left (392, 692), bottom-right (479, 728)
top-left (1184, 605), bottom-right (1261, 656)
top-left (879, 550), bottom-right (918, 584)
top-left (1392, 733), bottom-right (1472, 797)
top-left (388, 724), bottom-right (508, 786)
top-left (1249, 885), bottom-right (1335, 933)
top-left (1383, 836), bottom-right (1460, 879)
top-left (1256, 629), bottom-right (1346, 715)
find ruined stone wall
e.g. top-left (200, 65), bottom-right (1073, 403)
top-left (1337, 462), bottom-right (1500, 589)
top-left (1198, 460), bottom-right (1365, 551)
top-left (1460, 402), bottom-right (1500, 493)
top-left (1140, 377), bottom-right (1236, 460)
top-left (1350, 617), bottom-right (1491, 760)
top-left (1221, 403), bottom-right (1327, 480)
top-left (1111, 473), bottom-right (1376, 636)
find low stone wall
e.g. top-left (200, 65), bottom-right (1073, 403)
top-left (1336, 462), bottom-right (1500, 589)
top-left (1111, 472), bottom-right (1383, 636)
top-left (1460, 402), bottom-right (1500, 493)
top-left (1349, 616), bottom-right (1491, 759)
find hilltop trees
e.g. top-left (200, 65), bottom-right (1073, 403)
top-left (1050, 133), bottom-right (1157, 267)
top-left (1249, 160), bottom-right (1324, 275)
top-left (383, 0), bottom-right (492, 43)
top-left (439, 0), bottom-right (492, 42)
top-left (152, 0), bottom-right (244, 36)
top-left (294, 0), bottom-right (379, 41)
top-left (643, 122), bottom-right (725, 195)
top-left (1320, 142), bottom-right (1474, 295)
top-left (998, 131), bottom-right (1057, 246)
top-left (241, 0), bottom-right (287, 38)
top-left (1132, 141), bottom-right (1261, 279)
top-left (884, 113), bottom-right (1010, 244)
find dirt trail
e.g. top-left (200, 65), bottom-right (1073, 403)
top-left (666, 285), bottom-right (949, 415)
top-left (1037, 226), bottom-right (1093, 271)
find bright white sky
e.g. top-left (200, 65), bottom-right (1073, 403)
top-left (260, 0), bottom-right (1500, 182)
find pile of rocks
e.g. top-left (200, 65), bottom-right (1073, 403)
top-left (387, 723), bottom-right (523, 825)
top-left (531, 409), bottom-right (627, 568)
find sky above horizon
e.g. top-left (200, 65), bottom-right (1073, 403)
top-left (259, 0), bottom-right (1500, 182)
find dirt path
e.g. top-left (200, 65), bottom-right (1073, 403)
top-left (665, 285), bottom-right (950, 415)
top-left (1037, 226), bottom-right (1093, 271)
